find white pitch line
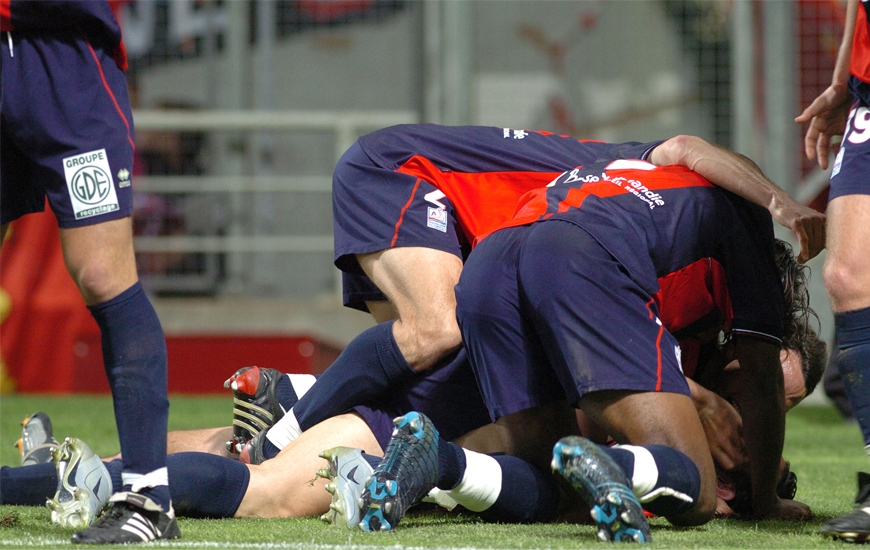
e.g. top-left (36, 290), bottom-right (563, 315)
top-left (0, 540), bottom-right (498, 550)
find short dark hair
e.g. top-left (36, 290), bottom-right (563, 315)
top-left (774, 239), bottom-right (826, 396)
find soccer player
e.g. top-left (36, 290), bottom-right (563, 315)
top-left (250, 124), bottom-right (825, 464)
top-left (796, 0), bottom-right (870, 541)
top-left (1, 1), bottom-right (178, 543)
top-left (358, 159), bottom-right (815, 541)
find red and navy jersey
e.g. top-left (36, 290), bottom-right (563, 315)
top-left (493, 158), bottom-right (784, 344)
top-left (852, 0), bottom-right (870, 84)
top-left (358, 124), bottom-right (661, 242)
top-left (1, 0), bottom-right (126, 68)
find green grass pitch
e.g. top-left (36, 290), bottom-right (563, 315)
top-left (0, 395), bottom-right (866, 548)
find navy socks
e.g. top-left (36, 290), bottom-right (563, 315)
top-left (292, 320), bottom-right (417, 431)
top-left (164, 453), bottom-right (250, 518)
top-left (605, 444), bottom-right (700, 517)
top-left (0, 462), bottom-right (58, 505)
top-left (88, 282), bottom-right (171, 511)
top-left (436, 438), bottom-right (466, 490)
top-left (479, 455), bottom-right (561, 523)
top-left (836, 306), bottom-right (870, 447)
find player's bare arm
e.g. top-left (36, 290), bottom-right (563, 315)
top-left (686, 377), bottom-right (745, 472)
top-left (649, 135), bottom-right (825, 263)
top-left (730, 336), bottom-right (810, 520)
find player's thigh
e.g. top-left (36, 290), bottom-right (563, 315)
top-left (519, 221), bottom-right (689, 402)
top-left (357, 246), bottom-right (463, 323)
top-left (166, 427), bottom-right (233, 457)
top-left (580, 390), bottom-right (717, 523)
top-left (236, 413), bottom-right (380, 518)
top-left (456, 226), bottom-right (563, 421)
top-left (824, 195), bottom-right (870, 311)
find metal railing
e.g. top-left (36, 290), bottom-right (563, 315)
top-left (131, 109), bottom-right (417, 295)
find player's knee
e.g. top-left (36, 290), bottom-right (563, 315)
top-left (666, 483), bottom-right (716, 527)
top-left (69, 258), bottom-right (129, 304)
top-left (824, 258), bottom-right (870, 311)
top-left (417, 316), bottom-right (462, 357)
top-left (394, 315), bottom-right (462, 371)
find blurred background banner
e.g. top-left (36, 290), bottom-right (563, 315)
top-left (0, 0), bottom-right (844, 398)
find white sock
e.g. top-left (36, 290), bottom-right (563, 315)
top-left (442, 450), bottom-right (502, 512)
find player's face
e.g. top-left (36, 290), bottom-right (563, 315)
top-left (780, 348), bottom-right (807, 411)
top-left (709, 347), bottom-right (807, 412)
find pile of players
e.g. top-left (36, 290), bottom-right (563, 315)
top-left (3, 124), bottom-right (831, 544)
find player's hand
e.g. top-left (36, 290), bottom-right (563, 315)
top-left (696, 390), bottom-right (746, 471)
top-left (769, 198), bottom-right (826, 263)
top-left (762, 498), bottom-right (814, 522)
top-left (795, 84), bottom-right (852, 169)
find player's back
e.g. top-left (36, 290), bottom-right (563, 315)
top-left (355, 124), bottom-right (659, 240)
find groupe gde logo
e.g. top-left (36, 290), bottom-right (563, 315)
top-left (62, 149), bottom-right (120, 219)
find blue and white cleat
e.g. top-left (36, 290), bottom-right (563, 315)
top-left (552, 436), bottom-right (651, 543)
top-left (15, 412), bottom-right (59, 466)
top-left (358, 411), bottom-right (439, 531)
top-left (47, 437), bottom-right (112, 529)
top-left (317, 447), bottom-right (374, 528)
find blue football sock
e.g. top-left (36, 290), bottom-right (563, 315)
top-left (605, 444), bottom-right (699, 517)
top-left (478, 455), bottom-right (561, 523)
top-left (436, 439), bottom-right (466, 490)
top-left (261, 438), bottom-right (280, 461)
top-left (360, 452), bottom-right (381, 469)
top-left (105, 459), bottom-right (123, 493)
top-left (836, 306), bottom-right (870, 446)
top-left (292, 320), bottom-right (416, 431)
top-left (89, 281), bottom-right (171, 511)
top-left (166, 452), bottom-right (250, 518)
top-left (0, 463), bottom-right (58, 505)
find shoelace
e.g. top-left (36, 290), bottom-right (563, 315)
top-left (91, 505), bottom-right (136, 529)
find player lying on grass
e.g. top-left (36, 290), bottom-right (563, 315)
top-left (1, 245), bottom-right (825, 530)
top-left (354, 159), bottom-right (817, 542)
top-left (244, 124), bottom-right (825, 467)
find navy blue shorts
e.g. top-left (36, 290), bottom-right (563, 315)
top-left (352, 348), bottom-right (492, 449)
top-left (333, 142), bottom-right (470, 311)
top-left (1, 29), bottom-right (135, 228)
top-left (456, 221), bottom-right (689, 420)
top-left (829, 78), bottom-right (870, 200)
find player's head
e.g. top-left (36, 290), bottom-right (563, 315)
top-left (774, 239), bottom-right (827, 408)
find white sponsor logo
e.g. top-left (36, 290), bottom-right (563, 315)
top-left (424, 190), bottom-right (448, 209)
top-left (427, 206), bottom-right (448, 233)
top-left (117, 168), bottom-right (131, 188)
top-left (675, 345), bottom-right (683, 373)
top-left (602, 172), bottom-right (665, 210)
top-left (63, 149), bottom-right (119, 220)
top-left (502, 128), bottom-right (528, 139)
top-left (832, 145), bottom-right (845, 177)
top-left (548, 168), bottom-right (600, 187)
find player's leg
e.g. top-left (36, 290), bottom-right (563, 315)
top-left (59, 217), bottom-right (173, 512)
top-left (821, 194), bottom-right (870, 540)
top-left (236, 412), bottom-right (381, 518)
top-left (167, 427), bottom-right (234, 456)
top-left (824, 195), bottom-right (870, 442)
top-left (577, 390), bottom-right (717, 525)
top-left (270, 143), bottom-right (468, 446)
